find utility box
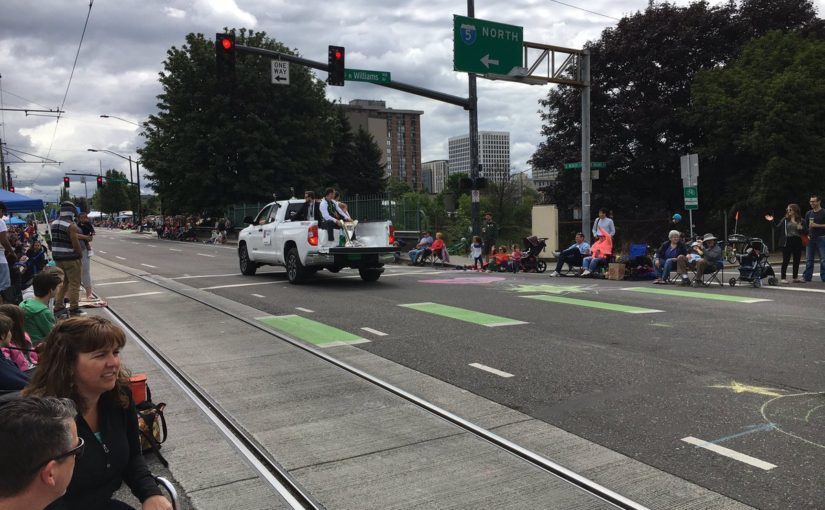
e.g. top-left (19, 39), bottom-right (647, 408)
top-left (531, 205), bottom-right (558, 255)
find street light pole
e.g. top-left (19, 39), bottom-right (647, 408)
top-left (135, 160), bottom-right (142, 226)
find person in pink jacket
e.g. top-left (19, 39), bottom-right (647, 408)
top-left (580, 228), bottom-right (613, 276)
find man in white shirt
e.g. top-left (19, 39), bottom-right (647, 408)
top-left (319, 187), bottom-right (351, 243)
top-left (591, 208), bottom-right (616, 239)
top-left (550, 232), bottom-right (590, 276)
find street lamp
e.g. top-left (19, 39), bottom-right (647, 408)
top-left (99, 114), bottom-right (139, 126)
top-left (87, 148), bottom-right (142, 225)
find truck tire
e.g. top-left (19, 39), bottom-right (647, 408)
top-left (286, 247), bottom-right (307, 284)
top-left (359, 267), bottom-right (381, 282)
top-left (239, 245), bottom-right (257, 276)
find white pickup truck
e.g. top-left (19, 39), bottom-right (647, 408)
top-left (237, 199), bottom-right (397, 284)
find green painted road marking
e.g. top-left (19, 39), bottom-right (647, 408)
top-left (624, 287), bottom-right (770, 303)
top-left (399, 302), bottom-right (527, 327)
top-left (522, 295), bottom-right (663, 314)
top-left (257, 315), bottom-right (369, 347)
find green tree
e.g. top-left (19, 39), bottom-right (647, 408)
top-left (139, 29), bottom-right (334, 215)
top-left (386, 175), bottom-right (411, 196)
top-left (325, 110), bottom-right (386, 193)
top-left (92, 170), bottom-right (131, 216)
top-left (689, 31), bottom-right (825, 230)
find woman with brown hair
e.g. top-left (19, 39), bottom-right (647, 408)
top-left (765, 203), bottom-right (806, 283)
top-left (0, 303), bottom-right (38, 371)
top-left (24, 316), bottom-right (171, 510)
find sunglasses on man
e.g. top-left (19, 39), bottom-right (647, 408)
top-left (31, 437), bottom-right (85, 473)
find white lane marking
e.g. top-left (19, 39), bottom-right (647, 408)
top-left (115, 256), bottom-right (126, 260)
top-left (106, 291), bottom-right (163, 299)
top-left (469, 363), bottom-right (514, 378)
top-left (98, 250), bottom-right (107, 254)
top-left (148, 244), bottom-right (157, 248)
top-left (140, 263), bottom-right (158, 269)
top-left (295, 307), bottom-right (314, 313)
top-left (197, 253), bottom-right (216, 258)
top-left (96, 280), bottom-right (138, 286)
top-left (171, 273), bottom-right (241, 280)
top-left (132, 242), bottom-right (139, 245)
top-left (199, 281), bottom-right (280, 290)
top-left (317, 339), bottom-right (371, 348)
top-left (681, 436), bottom-right (777, 470)
top-left (169, 248), bottom-right (182, 252)
top-left (486, 321), bottom-right (530, 327)
top-left (361, 327), bottom-right (387, 336)
top-left (763, 286), bottom-right (825, 294)
top-left (251, 293), bottom-right (266, 298)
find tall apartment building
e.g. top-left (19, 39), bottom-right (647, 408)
top-left (421, 160), bottom-right (448, 194)
top-left (531, 166), bottom-right (558, 189)
top-left (447, 131), bottom-right (511, 183)
top-left (338, 99), bottom-right (424, 191)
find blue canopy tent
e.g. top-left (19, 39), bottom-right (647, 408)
top-left (0, 189), bottom-right (44, 213)
top-left (6, 216), bottom-right (26, 225)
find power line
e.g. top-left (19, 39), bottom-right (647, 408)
top-left (548, 0), bottom-right (621, 21)
top-left (0, 88), bottom-right (54, 111)
top-left (36, 0), bottom-right (95, 184)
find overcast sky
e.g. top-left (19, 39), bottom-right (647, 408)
top-left (0, 0), bottom-right (821, 202)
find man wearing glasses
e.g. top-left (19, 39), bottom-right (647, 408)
top-left (803, 194), bottom-right (825, 282)
top-left (0, 397), bottom-right (81, 510)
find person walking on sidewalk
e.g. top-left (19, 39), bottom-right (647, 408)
top-left (803, 194), bottom-right (825, 282)
top-left (50, 202), bottom-right (85, 317)
top-left (765, 203), bottom-right (806, 283)
top-left (481, 212), bottom-right (498, 257)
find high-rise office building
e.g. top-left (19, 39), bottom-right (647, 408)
top-left (422, 160), bottom-right (448, 194)
top-left (447, 131), bottom-right (510, 183)
top-left (338, 99), bottom-right (424, 191)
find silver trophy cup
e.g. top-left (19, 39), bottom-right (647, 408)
top-left (342, 220), bottom-right (359, 247)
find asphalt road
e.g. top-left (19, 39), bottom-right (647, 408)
top-left (92, 229), bottom-right (825, 510)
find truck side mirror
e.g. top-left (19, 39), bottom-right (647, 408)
top-left (242, 216), bottom-right (253, 225)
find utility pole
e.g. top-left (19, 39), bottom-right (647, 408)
top-left (0, 139), bottom-right (6, 190)
top-left (580, 50), bottom-right (592, 243)
top-left (135, 160), bottom-right (142, 226)
top-left (468, 0), bottom-right (481, 237)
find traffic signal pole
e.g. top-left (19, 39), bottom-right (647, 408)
top-left (581, 51), bottom-right (592, 243)
top-left (467, 0), bottom-right (481, 237)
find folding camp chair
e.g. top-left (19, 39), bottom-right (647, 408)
top-left (690, 259), bottom-right (724, 287)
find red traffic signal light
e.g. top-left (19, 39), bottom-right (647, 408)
top-left (8, 186), bottom-right (14, 193)
top-left (63, 176), bottom-right (70, 188)
top-left (327, 45), bottom-right (345, 86)
top-left (215, 33), bottom-right (236, 87)
top-left (221, 37), bottom-right (233, 51)
top-left (97, 176), bottom-right (104, 186)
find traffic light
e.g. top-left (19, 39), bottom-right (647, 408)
top-left (215, 33), bottom-right (236, 87)
top-left (63, 176), bottom-right (70, 188)
top-left (97, 175), bottom-right (104, 187)
top-left (327, 45), bottom-right (345, 86)
top-left (8, 186), bottom-right (14, 193)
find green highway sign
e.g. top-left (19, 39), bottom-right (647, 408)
top-left (683, 185), bottom-right (698, 210)
top-left (564, 161), bottom-right (607, 170)
top-left (344, 68), bottom-right (391, 85)
top-left (453, 15), bottom-right (523, 75)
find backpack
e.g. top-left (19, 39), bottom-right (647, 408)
top-left (131, 379), bottom-right (168, 467)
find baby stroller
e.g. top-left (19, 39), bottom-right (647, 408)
top-left (519, 236), bottom-right (547, 273)
top-left (729, 238), bottom-right (777, 287)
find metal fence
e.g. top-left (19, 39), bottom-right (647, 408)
top-left (226, 193), bottom-right (429, 232)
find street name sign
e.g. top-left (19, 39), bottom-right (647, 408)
top-left (684, 185), bottom-right (698, 210)
top-left (344, 68), bottom-right (391, 84)
top-left (271, 60), bottom-right (289, 85)
top-left (563, 161), bottom-right (607, 170)
top-left (680, 153), bottom-right (699, 186)
top-left (453, 15), bottom-right (523, 75)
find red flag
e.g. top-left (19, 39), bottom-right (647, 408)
top-left (735, 211), bottom-right (740, 221)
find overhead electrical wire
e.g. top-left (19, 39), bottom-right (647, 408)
top-left (548, 0), bottom-right (621, 21)
top-left (36, 0), bottom-right (95, 184)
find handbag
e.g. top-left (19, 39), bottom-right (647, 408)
top-left (801, 233), bottom-right (809, 247)
top-left (131, 380), bottom-right (169, 467)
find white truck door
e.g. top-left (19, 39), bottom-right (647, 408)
top-left (246, 204), bottom-right (273, 257)
top-left (258, 204), bottom-right (282, 263)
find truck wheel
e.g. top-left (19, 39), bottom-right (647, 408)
top-left (239, 245), bottom-right (257, 276)
top-left (359, 268), bottom-right (381, 282)
top-left (286, 247), bottom-right (307, 284)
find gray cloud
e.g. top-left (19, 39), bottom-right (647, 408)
top-left (1, 0), bottom-right (821, 201)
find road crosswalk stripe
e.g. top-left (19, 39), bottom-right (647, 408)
top-left (681, 436), bottom-right (777, 470)
top-left (522, 294), bottom-right (663, 314)
top-left (399, 302), bottom-right (527, 327)
top-left (624, 287), bottom-right (770, 303)
top-left (257, 315), bottom-right (369, 347)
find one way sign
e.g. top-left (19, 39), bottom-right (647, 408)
top-left (271, 60), bottom-right (289, 85)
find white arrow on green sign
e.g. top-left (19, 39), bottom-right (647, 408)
top-left (344, 68), bottom-right (391, 85)
top-left (453, 15), bottom-right (523, 75)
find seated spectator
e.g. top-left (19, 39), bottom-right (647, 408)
top-left (494, 245), bottom-right (511, 272)
top-left (21, 271), bottom-right (62, 346)
top-left (408, 231), bottom-right (433, 266)
top-left (0, 304), bottom-right (38, 372)
top-left (427, 232), bottom-right (446, 262)
top-left (24, 317), bottom-right (172, 510)
top-left (27, 241), bottom-right (49, 273)
top-left (0, 315), bottom-right (28, 391)
top-left (550, 232), bottom-right (590, 277)
top-left (0, 397), bottom-right (80, 510)
top-left (580, 228), bottom-right (613, 276)
top-left (691, 233), bottom-right (723, 286)
top-left (653, 230), bottom-right (689, 285)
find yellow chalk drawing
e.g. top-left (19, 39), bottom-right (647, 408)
top-left (709, 381), bottom-right (784, 397)
top-left (510, 284), bottom-right (585, 294)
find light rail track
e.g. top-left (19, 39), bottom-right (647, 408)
top-left (97, 257), bottom-right (650, 510)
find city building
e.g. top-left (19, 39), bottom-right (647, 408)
top-left (338, 99), bottom-right (424, 191)
top-left (422, 160), bottom-right (448, 194)
top-left (531, 166), bottom-right (558, 189)
top-left (447, 131), bottom-right (511, 183)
